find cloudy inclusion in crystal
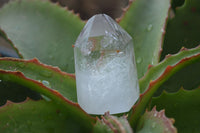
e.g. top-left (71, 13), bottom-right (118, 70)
top-left (74, 14), bottom-right (139, 114)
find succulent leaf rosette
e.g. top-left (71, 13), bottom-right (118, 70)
top-left (0, 0), bottom-right (199, 132)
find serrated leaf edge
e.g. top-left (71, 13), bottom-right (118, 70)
top-left (0, 97), bottom-right (34, 109)
top-left (0, 69), bottom-right (96, 123)
top-left (141, 106), bottom-right (177, 133)
top-left (49, 0), bottom-right (86, 23)
top-left (0, 57), bottom-right (75, 78)
top-left (140, 45), bottom-right (200, 93)
top-left (158, 0), bottom-right (172, 61)
top-left (0, 69), bottom-right (77, 106)
top-left (129, 50), bottom-right (200, 129)
top-left (0, 0), bottom-right (85, 60)
top-left (116, 0), bottom-right (134, 23)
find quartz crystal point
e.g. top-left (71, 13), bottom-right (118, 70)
top-left (74, 14), bottom-right (139, 114)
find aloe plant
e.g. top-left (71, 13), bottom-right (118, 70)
top-left (0, 0), bottom-right (199, 132)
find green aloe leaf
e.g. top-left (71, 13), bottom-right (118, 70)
top-left (93, 120), bottom-right (113, 133)
top-left (151, 88), bottom-right (200, 133)
top-left (0, 0), bottom-right (84, 73)
top-left (161, 0), bottom-right (200, 59)
top-left (0, 58), bottom-right (76, 102)
top-left (0, 69), bottom-right (67, 108)
top-left (129, 46), bottom-right (200, 129)
top-left (0, 99), bottom-right (93, 133)
top-left (94, 112), bottom-right (133, 133)
top-left (0, 70), bottom-right (95, 127)
top-left (136, 107), bottom-right (177, 133)
top-left (120, 0), bottom-right (170, 78)
top-left (155, 58), bottom-right (200, 96)
top-left (158, 0), bottom-right (200, 96)
top-left (140, 46), bottom-right (200, 93)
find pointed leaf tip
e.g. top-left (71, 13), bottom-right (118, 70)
top-left (151, 87), bottom-right (200, 132)
top-left (94, 112), bottom-right (133, 133)
top-left (129, 46), bottom-right (200, 129)
top-left (136, 106), bottom-right (177, 133)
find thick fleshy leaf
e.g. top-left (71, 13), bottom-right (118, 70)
top-left (136, 107), bottom-right (177, 133)
top-left (94, 112), bottom-right (133, 133)
top-left (0, 99), bottom-right (93, 133)
top-left (120, 0), bottom-right (170, 78)
top-left (0, 58), bottom-right (76, 102)
top-left (129, 46), bottom-right (200, 129)
top-left (0, 0), bottom-right (84, 73)
top-left (140, 46), bottom-right (200, 93)
top-left (93, 120), bottom-right (113, 133)
top-left (0, 70), bottom-right (95, 126)
top-left (158, 0), bottom-right (200, 96)
top-left (155, 59), bottom-right (200, 96)
top-left (161, 0), bottom-right (200, 60)
top-left (151, 88), bottom-right (200, 133)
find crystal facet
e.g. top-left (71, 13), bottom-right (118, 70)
top-left (74, 14), bottom-right (139, 114)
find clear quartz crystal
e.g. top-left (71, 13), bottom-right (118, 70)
top-left (74, 14), bottom-right (139, 114)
